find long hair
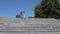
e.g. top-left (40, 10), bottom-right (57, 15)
top-left (20, 12), bottom-right (23, 15)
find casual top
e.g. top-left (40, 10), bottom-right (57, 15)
top-left (20, 11), bottom-right (26, 19)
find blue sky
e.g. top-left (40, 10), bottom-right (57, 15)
top-left (0, 0), bottom-right (41, 18)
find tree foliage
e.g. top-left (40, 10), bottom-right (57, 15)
top-left (16, 15), bottom-right (21, 18)
top-left (35, 0), bottom-right (60, 19)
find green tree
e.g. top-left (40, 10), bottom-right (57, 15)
top-left (16, 15), bottom-right (21, 18)
top-left (35, 0), bottom-right (60, 19)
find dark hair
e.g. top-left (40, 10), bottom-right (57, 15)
top-left (20, 12), bottom-right (23, 15)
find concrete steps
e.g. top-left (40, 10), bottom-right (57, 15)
top-left (0, 18), bottom-right (60, 34)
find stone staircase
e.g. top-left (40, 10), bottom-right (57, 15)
top-left (0, 18), bottom-right (60, 34)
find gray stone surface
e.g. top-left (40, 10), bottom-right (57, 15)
top-left (0, 18), bottom-right (60, 34)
